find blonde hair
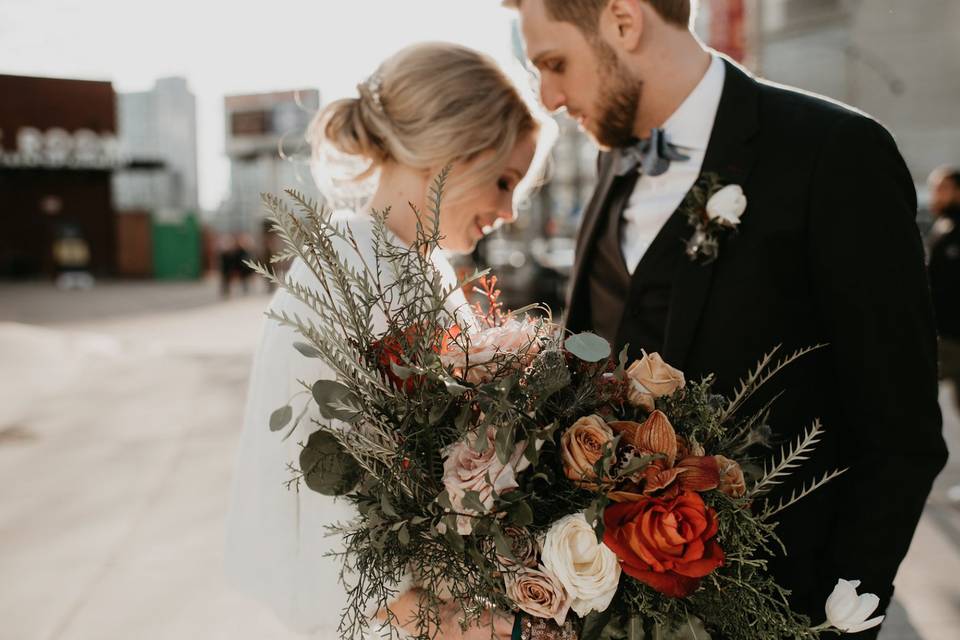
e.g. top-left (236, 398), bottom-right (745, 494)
top-left (310, 42), bottom-right (544, 205)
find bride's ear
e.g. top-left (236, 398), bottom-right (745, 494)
top-left (604, 0), bottom-right (644, 52)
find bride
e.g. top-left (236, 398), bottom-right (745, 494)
top-left (225, 42), bottom-right (548, 639)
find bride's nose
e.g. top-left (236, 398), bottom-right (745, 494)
top-left (496, 199), bottom-right (517, 224)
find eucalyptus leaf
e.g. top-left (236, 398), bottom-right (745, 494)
top-left (299, 430), bottom-right (362, 496)
top-left (269, 405), bottom-right (293, 432)
top-left (614, 344), bottom-right (631, 379)
top-left (280, 401), bottom-right (310, 442)
top-left (312, 380), bottom-right (361, 422)
top-left (293, 342), bottom-right (323, 358)
top-left (436, 490), bottom-right (453, 511)
top-left (397, 523), bottom-right (411, 546)
top-left (444, 378), bottom-right (469, 397)
top-left (462, 490), bottom-right (486, 514)
top-left (523, 437), bottom-right (541, 466)
top-left (584, 495), bottom-right (609, 542)
top-left (507, 501), bottom-right (534, 528)
top-left (455, 402), bottom-right (474, 432)
top-left (464, 428), bottom-right (485, 455)
top-left (490, 524), bottom-right (515, 560)
top-left (467, 545), bottom-right (487, 569)
top-left (494, 424), bottom-right (515, 465)
top-left (565, 332), bottom-right (612, 363)
top-left (390, 360), bottom-right (414, 381)
top-left (444, 523), bottom-right (465, 553)
top-left (380, 492), bottom-right (399, 518)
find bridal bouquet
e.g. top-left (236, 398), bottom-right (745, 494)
top-left (253, 175), bottom-right (883, 640)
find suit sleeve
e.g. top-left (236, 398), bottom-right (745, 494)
top-left (807, 114), bottom-right (948, 631)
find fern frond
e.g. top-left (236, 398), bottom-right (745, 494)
top-left (759, 468), bottom-right (847, 521)
top-left (748, 420), bottom-right (825, 498)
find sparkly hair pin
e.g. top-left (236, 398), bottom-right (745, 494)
top-left (359, 72), bottom-right (384, 113)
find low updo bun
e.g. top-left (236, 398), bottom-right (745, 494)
top-left (314, 96), bottom-right (389, 168)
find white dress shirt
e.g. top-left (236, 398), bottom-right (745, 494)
top-left (620, 55), bottom-right (726, 273)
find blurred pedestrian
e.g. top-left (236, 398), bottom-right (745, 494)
top-left (218, 234), bottom-right (238, 298)
top-left (927, 166), bottom-right (960, 409)
top-left (236, 233), bottom-right (255, 294)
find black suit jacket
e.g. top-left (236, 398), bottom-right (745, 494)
top-left (566, 59), bottom-right (947, 637)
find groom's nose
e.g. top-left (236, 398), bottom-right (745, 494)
top-left (539, 79), bottom-right (566, 113)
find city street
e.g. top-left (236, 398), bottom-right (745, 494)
top-left (1, 279), bottom-right (959, 640)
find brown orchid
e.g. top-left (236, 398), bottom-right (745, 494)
top-left (607, 411), bottom-right (721, 501)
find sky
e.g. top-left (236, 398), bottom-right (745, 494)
top-left (0, 0), bottom-right (520, 210)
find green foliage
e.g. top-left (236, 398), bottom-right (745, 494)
top-left (299, 430), bottom-right (362, 496)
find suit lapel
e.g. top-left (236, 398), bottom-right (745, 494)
top-left (662, 59), bottom-right (762, 368)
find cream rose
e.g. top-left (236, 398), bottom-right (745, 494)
top-left (505, 566), bottom-right (572, 625)
top-left (560, 415), bottom-right (616, 489)
top-left (441, 318), bottom-right (551, 384)
top-left (706, 184), bottom-right (747, 227)
top-left (625, 352), bottom-right (686, 410)
top-left (540, 512), bottom-right (621, 617)
top-left (441, 426), bottom-right (530, 534)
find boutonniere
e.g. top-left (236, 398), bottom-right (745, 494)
top-left (682, 173), bottom-right (747, 263)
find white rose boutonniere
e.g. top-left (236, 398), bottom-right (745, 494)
top-left (682, 174), bottom-right (747, 263)
top-left (706, 184), bottom-right (747, 228)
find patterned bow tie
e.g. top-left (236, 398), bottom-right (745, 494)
top-left (614, 128), bottom-right (691, 177)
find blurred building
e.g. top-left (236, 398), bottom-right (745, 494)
top-left (0, 74), bottom-right (121, 278)
top-left (111, 77), bottom-right (201, 278)
top-left (744, 0), bottom-right (960, 219)
top-left (113, 76), bottom-right (199, 212)
top-left (219, 89), bottom-right (321, 235)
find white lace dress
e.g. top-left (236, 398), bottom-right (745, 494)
top-left (224, 210), bottom-right (473, 638)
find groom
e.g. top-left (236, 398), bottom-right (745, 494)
top-left (508, 0), bottom-right (947, 636)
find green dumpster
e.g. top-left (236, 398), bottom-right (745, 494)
top-left (152, 212), bottom-right (201, 280)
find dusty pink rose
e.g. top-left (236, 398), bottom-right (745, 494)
top-left (440, 318), bottom-right (552, 384)
top-left (505, 566), bottom-right (572, 625)
top-left (441, 426), bottom-right (530, 534)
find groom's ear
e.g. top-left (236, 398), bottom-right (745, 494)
top-left (603, 0), bottom-right (644, 52)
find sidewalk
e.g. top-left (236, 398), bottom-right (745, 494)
top-left (0, 281), bottom-right (957, 640)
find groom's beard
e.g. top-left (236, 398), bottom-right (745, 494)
top-left (592, 41), bottom-right (643, 150)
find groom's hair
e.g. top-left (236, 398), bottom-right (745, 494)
top-left (503, 0), bottom-right (691, 31)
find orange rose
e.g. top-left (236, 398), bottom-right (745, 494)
top-left (603, 491), bottom-right (724, 598)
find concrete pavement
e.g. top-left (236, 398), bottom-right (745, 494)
top-left (0, 280), bottom-right (957, 640)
